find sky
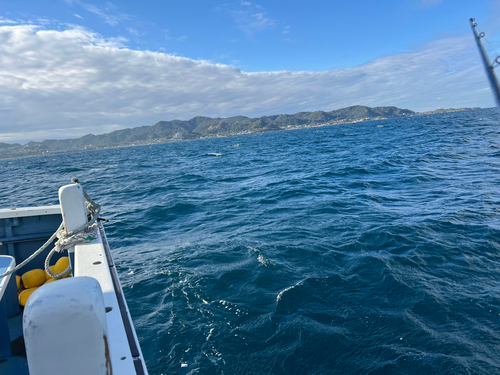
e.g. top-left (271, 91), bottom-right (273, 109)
top-left (1, 0), bottom-right (499, 144)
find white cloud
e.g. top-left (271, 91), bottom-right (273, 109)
top-left (0, 25), bottom-right (495, 143)
top-left (222, 1), bottom-right (278, 36)
top-left (67, 1), bottom-right (130, 26)
top-left (127, 27), bottom-right (145, 37)
top-left (0, 17), bottom-right (18, 25)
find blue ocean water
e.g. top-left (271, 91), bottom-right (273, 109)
top-left (2, 108), bottom-right (500, 374)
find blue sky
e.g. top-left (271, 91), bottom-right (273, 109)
top-left (1, 0), bottom-right (499, 143)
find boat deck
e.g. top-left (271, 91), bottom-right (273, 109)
top-left (0, 314), bottom-right (29, 375)
top-left (0, 205), bottom-right (148, 375)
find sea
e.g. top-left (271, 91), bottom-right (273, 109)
top-left (2, 108), bottom-right (500, 375)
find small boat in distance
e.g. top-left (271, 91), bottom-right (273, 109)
top-left (470, 18), bottom-right (500, 110)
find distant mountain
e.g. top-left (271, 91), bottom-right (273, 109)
top-left (0, 105), bottom-right (478, 159)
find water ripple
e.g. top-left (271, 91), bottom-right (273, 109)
top-left (2, 109), bottom-right (500, 374)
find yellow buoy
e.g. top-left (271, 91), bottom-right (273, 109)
top-left (44, 265), bottom-right (57, 281)
top-left (22, 269), bottom-right (46, 288)
top-left (16, 275), bottom-right (22, 291)
top-left (18, 287), bottom-right (38, 306)
top-left (53, 257), bottom-right (70, 276)
top-left (43, 277), bottom-right (57, 285)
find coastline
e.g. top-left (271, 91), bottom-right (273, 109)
top-left (0, 106), bottom-right (481, 161)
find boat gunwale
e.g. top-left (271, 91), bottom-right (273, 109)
top-left (0, 206), bottom-right (61, 220)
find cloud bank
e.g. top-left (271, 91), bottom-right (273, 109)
top-left (0, 25), bottom-right (494, 143)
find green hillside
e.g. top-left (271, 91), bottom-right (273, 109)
top-left (0, 105), bottom-right (476, 159)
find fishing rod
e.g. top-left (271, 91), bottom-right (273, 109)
top-left (470, 18), bottom-right (500, 110)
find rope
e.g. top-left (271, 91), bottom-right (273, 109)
top-left (44, 223), bottom-right (99, 279)
top-left (0, 223), bottom-right (64, 280)
top-left (0, 179), bottom-right (100, 280)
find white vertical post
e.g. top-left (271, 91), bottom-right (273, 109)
top-left (58, 184), bottom-right (88, 233)
top-left (58, 184), bottom-right (88, 270)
